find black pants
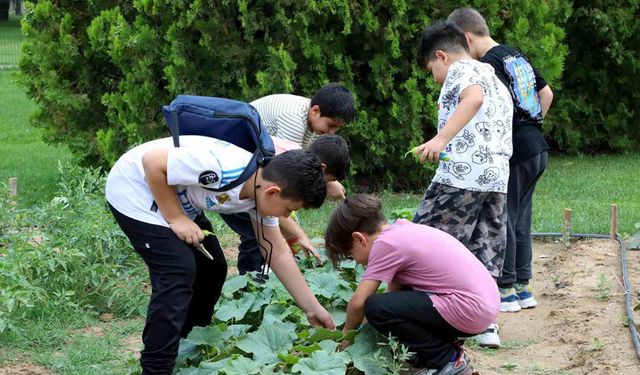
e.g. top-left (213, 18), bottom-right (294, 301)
top-left (220, 212), bottom-right (264, 274)
top-left (109, 205), bottom-right (227, 375)
top-left (364, 291), bottom-right (472, 369)
top-left (499, 151), bottom-right (548, 287)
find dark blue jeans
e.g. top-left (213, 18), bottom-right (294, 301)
top-left (109, 205), bottom-right (227, 375)
top-left (220, 212), bottom-right (264, 274)
top-left (499, 151), bottom-right (548, 287)
top-left (365, 290), bottom-right (471, 369)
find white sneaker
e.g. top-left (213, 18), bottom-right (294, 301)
top-left (499, 287), bottom-right (522, 313)
top-left (473, 323), bottom-right (500, 348)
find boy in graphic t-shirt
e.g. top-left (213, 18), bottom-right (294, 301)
top-left (411, 21), bottom-right (512, 349)
top-left (325, 195), bottom-right (498, 375)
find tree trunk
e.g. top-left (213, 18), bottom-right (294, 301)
top-left (0, 0), bottom-right (10, 21)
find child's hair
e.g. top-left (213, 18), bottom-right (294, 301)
top-left (262, 149), bottom-right (326, 209)
top-left (307, 135), bottom-right (350, 181)
top-left (324, 194), bottom-right (387, 267)
top-left (311, 83), bottom-right (356, 123)
top-left (447, 7), bottom-right (491, 37)
top-left (416, 21), bottom-right (470, 67)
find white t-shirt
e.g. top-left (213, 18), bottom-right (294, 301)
top-left (250, 94), bottom-right (317, 149)
top-left (434, 59), bottom-right (513, 193)
top-left (105, 136), bottom-right (278, 227)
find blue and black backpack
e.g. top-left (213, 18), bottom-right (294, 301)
top-left (162, 95), bottom-right (275, 192)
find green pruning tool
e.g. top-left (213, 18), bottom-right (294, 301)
top-left (404, 147), bottom-right (451, 161)
top-left (195, 230), bottom-right (215, 260)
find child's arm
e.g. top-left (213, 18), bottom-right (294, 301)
top-left (416, 84), bottom-right (484, 163)
top-left (278, 216), bottom-right (323, 265)
top-left (538, 85), bottom-right (553, 118)
top-left (253, 219), bottom-right (335, 329)
top-left (343, 279), bottom-right (382, 332)
top-left (386, 282), bottom-right (402, 292)
top-left (142, 148), bottom-right (203, 245)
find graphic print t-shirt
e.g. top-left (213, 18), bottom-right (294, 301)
top-left (481, 45), bottom-right (548, 165)
top-left (105, 136), bottom-right (278, 227)
top-left (250, 94), bottom-right (317, 149)
top-left (362, 220), bottom-right (500, 334)
top-left (434, 59), bottom-right (513, 193)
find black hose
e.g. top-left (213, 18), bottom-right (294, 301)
top-left (531, 231), bottom-right (640, 361)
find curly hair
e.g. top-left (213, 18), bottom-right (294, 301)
top-left (262, 149), bottom-right (326, 209)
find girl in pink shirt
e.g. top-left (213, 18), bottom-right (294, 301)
top-left (325, 195), bottom-right (499, 375)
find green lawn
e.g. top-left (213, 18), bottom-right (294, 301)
top-left (0, 18), bottom-right (23, 66)
top-left (0, 69), bottom-right (74, 206)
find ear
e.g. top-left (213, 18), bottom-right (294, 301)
top-left (352, 232), bottom-right (367, 247)
top-left (263, 185), bottom-right (282, 197)
top-left (320, 162), bottom-right (327, 173)
top-left (435, 50), bottom-right (447, 62)
top-left (309, 104), bottom-right (321, 118)
top-left (464, 32), bottom-right (473, 46)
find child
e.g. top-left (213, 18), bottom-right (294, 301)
top-left (325, 194), bottom-right (498, 375)
top-left (224, 134), bottom-right (351, 274)
top-left (412, 21), bottom-right (513, 348)
top-left (106, 136), bottom-right (335, 374)
top-left (448, 7), bottom-right (553, 314)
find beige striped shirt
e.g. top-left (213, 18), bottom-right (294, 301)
top-left (250, 94), bottom-right (317, 149)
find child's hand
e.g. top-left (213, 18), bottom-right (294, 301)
top-left (298, 236), bottom-right (324, 266)
top-left (338, 339), bottom-right (351, 351)
top-left (169, 216), bottom-right (204, 245)
top-left (326, 181), bottom-right (346, 201)
top-left (416, 135), bottom-right (449, 163)
top-left (306, 305), bottom-right (336, 330)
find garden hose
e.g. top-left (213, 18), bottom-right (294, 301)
top-left (531, 232), bottom-right (640, 361)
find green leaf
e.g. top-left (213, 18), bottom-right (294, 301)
top-left (318, 339), bottom-right (340, 353)
top-left (329, 310), bottom-right (347, 327)
top-left (222, 274), bottom-right (250, 297)
top-left (306, 327), bottom-right (343, 343)
top-left (221, 324), bottom-right (251, 341)
top-left (277, 353), bottom-right (300, 364)
top-left (291, 343), bottom-right (322, 354)
top-left (249, 288), bottom-right (273, 312)
top-left (306, 272), bottom-right (350, 299)
top-left (345, 324), bottom-right (392, 374)
top-left (186, 325), bottom-right (224, 346)
top-left (236, 323), bottom-right (296, 363)
top-left (292, 350), bottom-right (348, 375)
top-left (215, 294), bottom-right (256, 322)
top-left (222, 356), bottom-right (264, 375)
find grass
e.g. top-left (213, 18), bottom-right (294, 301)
top-left (0, 17), bottom-right (23, 67)
top-left (0, 69), bottom-right (74, 206)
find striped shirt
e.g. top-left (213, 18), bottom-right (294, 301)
top-left (250, 94), bottom-right (317, 149)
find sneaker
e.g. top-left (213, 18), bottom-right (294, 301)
top-left (473, 323), bottom-right (500, 348)
top-left (412, 350), bottom-right (473, 375)
top-left (499, 287), bottom-right (522, 312)
top-left (515, 283), bottom-right (538, 308)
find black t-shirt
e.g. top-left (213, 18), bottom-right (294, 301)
top-left (481, 45), bottom-right (549, 165)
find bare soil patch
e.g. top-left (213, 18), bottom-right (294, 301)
top-left (467, 239), bottom-right (640, 374)
top-left (0, 364), bottom-right (50, 375)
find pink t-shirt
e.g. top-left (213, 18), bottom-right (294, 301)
top-left (362, 220), bottom-right (499, 334)
top-left (273, 136), bottom-right (302, 155)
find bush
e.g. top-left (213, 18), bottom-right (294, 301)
top-left (20, 0), bottom-right (571, 190)
top-left (0, 164), bottom-right (146, 333)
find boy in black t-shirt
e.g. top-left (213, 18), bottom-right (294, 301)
top-left (448, 7), bottom-right (554, 346)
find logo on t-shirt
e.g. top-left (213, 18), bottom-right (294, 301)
top-left (503, 55), bottom-right (541, 119)
top-left (216, 193), bottom-right (231, 205)
top-left (198, 171), bottom-right (219, 185)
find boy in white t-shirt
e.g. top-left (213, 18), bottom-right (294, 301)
top-left (325, 195), bottom-right (498, 375)
top-left (106, 137), bottom-right (335, 374)
top-left (412, 21), bottom-right (513, 348)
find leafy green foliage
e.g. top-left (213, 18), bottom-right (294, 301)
top-left (19, 0), bottom-right (575, 190)
top-left (0, 163), bottom-right (147, 333)
top-left (171, 249), bottom-right (406, 374)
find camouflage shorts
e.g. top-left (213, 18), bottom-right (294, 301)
top-left (413, 183), bottom-right (507, 277)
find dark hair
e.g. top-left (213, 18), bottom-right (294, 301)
top-left (448, 8), bottom-right (491, 37)
top-left (310, 83), bottom-right (356, 123)
top-left (262, 149), bottom-right (326, 209)
top-left (416, 21), bottom-right (470, 67)
top-left (307, 135), bottom-right (350, 181)
top-left (324, 194), bottom-right (386, 267)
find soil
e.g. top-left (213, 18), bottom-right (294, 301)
top-left (466, 239), bottom-right (640, 375)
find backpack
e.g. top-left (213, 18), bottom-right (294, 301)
top-left (162, 95), bottom-right (275, 192)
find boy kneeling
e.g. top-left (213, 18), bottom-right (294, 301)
top-left (325, 195), bottom-right (499, 375)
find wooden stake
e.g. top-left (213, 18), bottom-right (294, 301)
top-left (563, 208), bottom-right (572, 248)
top-left (8, 177), bottom-right (17, 196)
top-left (610, 204), bottom-right (618, 240)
